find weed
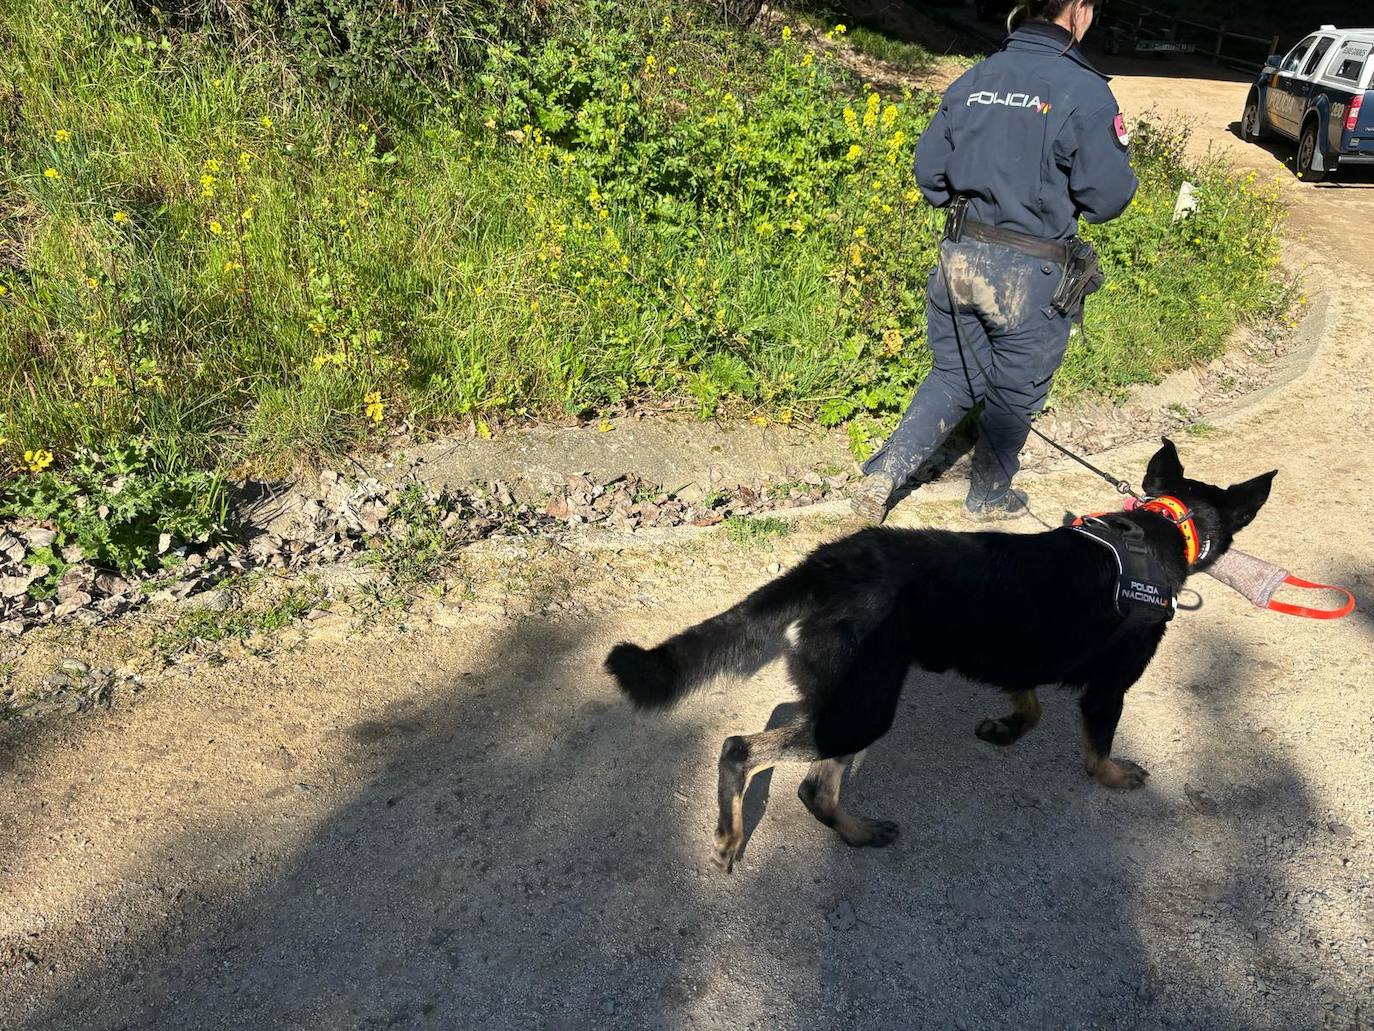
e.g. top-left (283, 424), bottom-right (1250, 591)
top-left (153, 580), bottom-right (319, 658)
top-left (0, 441), bottom-right (231, 588)
top-left (724, 515), bottom-right (793, 550)
top-left (1184, 422), bottom-right (1218, 438)
top-left (353, 481), bottom-right (461, 593)
top-left (766, 480), bottom-right (808, 501)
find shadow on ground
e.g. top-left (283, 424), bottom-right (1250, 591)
top-left (10, 606), bottom-right (1353, 1028)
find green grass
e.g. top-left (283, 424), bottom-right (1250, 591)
top-left (153, 580), bottom-right (318, 657)
top-left (724, 515), bottom-right (793, 550)
top-left (0, 0), bottom-right (1289, 490)
top-left (353, 481), bottom-right (463, 593)
top-left (793, 12), bottom-right (949, 72)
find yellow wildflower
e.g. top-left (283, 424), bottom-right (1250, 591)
top-left (241, 208), bottom-right (254, 221)
top-left (781, 25), bottom-right (792, 41)
top-left (24, 449), bottom-right (54, 473)
top-left (853, 225), bottom-right (866, 237)
top-left (209, 220), bottom-right (223, 234)
top-left (224, 260), bottom-right (243, 273)
top-left (750, 415), bottom-right (768, 427)
top-left (802, 53), bottom-right (813, 68)
top-left (835, 23), bottom-right (847, 34)
top-left (597, 419), bottom-right (613, 433)
top-left (882, 104), bottom-right (898, 129)
top-left (848, 243), bottom-right (863, 266)
top-left (358, 122), bottom-right (369, 132)
top-left (113, 211), bottom-right (129, 224)
top-left (204, 158), bottom-right (221, 173)
top-left (364, 391), bottom-right (384, 424)
top-left (0, 284), bottom-right (7, 297)
top-left (54, 129), bottom-right (72, 143)
top-left (238, 151), bottom-right (253, 171)
top-left (43, 167), bottom-right (60, 180)
top-left (476, 419), bottom-right (493, 440)
top-left (667, 65), bottom-right (677, 75)
top-left (260, 115), bottom-right (273, 128)
top-left (843, 107), bottom-right (859, 135)
top-left (846, 144), bottom-right (863, 161)
top-left (474, 285), bottom-right (485, 296)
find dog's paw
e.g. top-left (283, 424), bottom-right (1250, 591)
top-left (975, 717), bottom-right (1019, 747)
top-left (1095, 757), bottom-right (1150, 790)
top-left (711, 828), bottom-right (741, 873)
top-left (839, 817), bottom-right (901, 849)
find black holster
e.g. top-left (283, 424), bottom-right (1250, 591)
top-left (1049, 237), bottom-right (1104, 317)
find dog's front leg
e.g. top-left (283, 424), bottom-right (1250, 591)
top-left (1079, 684), bottom-right (1150, 790)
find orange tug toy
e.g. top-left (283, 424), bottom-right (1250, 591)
top-left (1121, 494), bottom-right (1355, 620)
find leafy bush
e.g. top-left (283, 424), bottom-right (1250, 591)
top-left (0, 0), bottom-right (1288, 478)
top-left (0, 440), bottom-right (231, 578)
top-left (83, 0), bottom-right (552, 102)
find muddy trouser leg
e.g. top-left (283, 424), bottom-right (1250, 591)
top-left (965, 269), bottom-right (1073, 508)
top-left (861, 266), bottom-right (994, 483)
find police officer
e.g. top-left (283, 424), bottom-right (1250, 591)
top-left (851, 0), bottom-right (1137, 524)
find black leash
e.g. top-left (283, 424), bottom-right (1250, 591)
top-left (934, 241), bottom-right (1144, 503)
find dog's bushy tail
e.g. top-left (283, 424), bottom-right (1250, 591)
top-left (606, 576), bottom-right (804, 710)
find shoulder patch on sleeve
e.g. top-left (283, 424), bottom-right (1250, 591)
top-left (1113, 112), bottom-right (1131, 148)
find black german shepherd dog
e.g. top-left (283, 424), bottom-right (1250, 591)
top-left (605, 440), bottom-right (1275, 872)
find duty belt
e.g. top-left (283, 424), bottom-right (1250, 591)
top-left (945, 209), bottom-right (1068, 265)
top-left (942, 196), bottom-right (1103, 317)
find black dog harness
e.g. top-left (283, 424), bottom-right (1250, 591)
top-left (1070, 514), bottom-right (1177, 626)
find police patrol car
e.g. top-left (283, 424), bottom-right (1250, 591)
top-left (1242, 26), bottom-right (1374, 181)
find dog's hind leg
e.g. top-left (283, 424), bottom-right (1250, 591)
top-left (974, 689), bottom-right (1042, 747)
top-left (797, 755), bottom-right (899, 849)
top-left (713, 722), bottom-right (815, 873)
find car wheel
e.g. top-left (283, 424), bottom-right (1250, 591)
top-left (1242, 98), bottom-right (1270, 141)
top-left (1296, 121), bottom-right (1327, 182)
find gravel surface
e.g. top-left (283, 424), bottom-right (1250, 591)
top-left (2, 40), bottom-right (1373, 1031)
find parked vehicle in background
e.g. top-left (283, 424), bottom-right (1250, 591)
top-left (1097, 4), bottom-right (1195, 57)
top-left (1242, 26), bottom-right (1374, 181)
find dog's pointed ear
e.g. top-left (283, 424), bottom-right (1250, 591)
top-left (1143, 437), bottom-right (1184, 495)
top-left (1225, 470), bottom-right (1276, 532)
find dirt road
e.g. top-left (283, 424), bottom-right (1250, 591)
top-left (3, 48), bottom-right (1372, 1031)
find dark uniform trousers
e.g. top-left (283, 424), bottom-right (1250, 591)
top-left (862, 238), bottom-right (1071, 504)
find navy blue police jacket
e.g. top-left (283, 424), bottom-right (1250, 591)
top-left (915, 21), bottom-right (1138, 241)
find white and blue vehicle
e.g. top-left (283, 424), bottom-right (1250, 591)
top-left (1242, 26), bottom-right (1374, 181)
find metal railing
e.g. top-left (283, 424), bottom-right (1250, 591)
top-left (1103, 0), bottom-right (1281, 70)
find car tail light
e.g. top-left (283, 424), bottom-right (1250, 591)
top-left (1347, 95), bottom-right (1364, 132)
